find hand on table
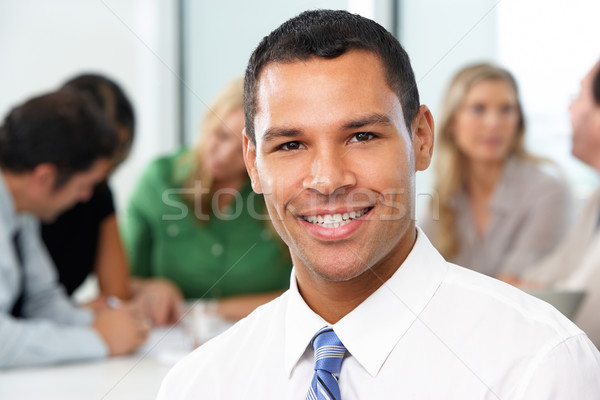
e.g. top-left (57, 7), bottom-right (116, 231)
top-left (84, 296), bottom-right (110, 313)
top-left (92, 307), bottom-right (150, 356)
top-left (132, 278), bottom-right (183, 326)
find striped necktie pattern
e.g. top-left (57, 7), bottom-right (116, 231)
top-left (306, 327), bottom-right (347, 400)
top-left (10, 230), bottom-right (25, 318)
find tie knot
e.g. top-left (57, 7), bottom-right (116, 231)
top-left (312, 327), bottom-right (346, 375)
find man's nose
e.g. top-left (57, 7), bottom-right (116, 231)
top-left (302, 146), bottom-right (357, 195)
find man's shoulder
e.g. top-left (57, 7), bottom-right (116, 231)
top-left (211, 291), bottom-right (288, 346)
top-left (439, 262), bottom-right (583, 344)
top-left (160, 292), bottom-right (288, 395)
top-left (422, 262), bottom-right (600, 397)
top-left (412, 231), bottom-right (581, 344)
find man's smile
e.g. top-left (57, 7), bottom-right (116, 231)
top-left (300, 206), bottom-right (373, 229)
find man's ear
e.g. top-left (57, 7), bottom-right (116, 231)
top-left (242, 128), bottom-right (263, 194)
top-left (30, 163), bottom-right (58, 194)
top-left (411, 105), bottom-right (435, 172)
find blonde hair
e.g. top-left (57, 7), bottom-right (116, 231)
top-left (178, 76), bottom-right (245, 218)
top-left (432, 63), bottom-right (538, 259)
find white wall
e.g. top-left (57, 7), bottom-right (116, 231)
top-left (181, 0), bottom-right (403, 144)
top-left (399, 0), bottom-right (499, 217)
top-left (181, 0), bottom-right (348, 144)
top-left (0, 0), bottom-right (179, 212)
top-left (498, 0), bottom-right (600, 198)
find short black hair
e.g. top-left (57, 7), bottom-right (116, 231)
top-left (0, 91), bottom-right (118, 188)
top-left (60, 73), bottom-right (135, 139)
top-left (593, 62), bottom-right (600, 105)
top-left (244, 9), bottom-right (420, 144)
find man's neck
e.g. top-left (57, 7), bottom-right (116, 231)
top-left (294, 226), bottom-right (418, 324)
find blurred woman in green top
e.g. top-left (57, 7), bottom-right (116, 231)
top-left (121, 77), bottom-right (291, 320)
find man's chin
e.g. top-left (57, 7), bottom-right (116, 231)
top-left (38, 211), bottom-right (60, 223)
top-left (306, 259), bottom-right (372, 283)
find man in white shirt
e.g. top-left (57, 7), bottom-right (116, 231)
top-left (0, 91), bottom-right (149, 368)
top-left (158, 10), bottom-right (600, 399)
top-left (522, 60), bottom-right (600, 347)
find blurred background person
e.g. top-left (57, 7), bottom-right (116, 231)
top-left (42, 74), bottom-right (133, 302)
top-left (40, 74), bottom-right (182, 326)
top-left (522, 60), bottom-right (600, 347)
top-left (0, 91), bottom-right (148, 368)
top-left (422, 63), bottom-right (571, 281)
top-left (121, 77), bottom-right (292, 321)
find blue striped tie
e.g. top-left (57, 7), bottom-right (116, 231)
top-left (306, 327), bottom-right (347, 400)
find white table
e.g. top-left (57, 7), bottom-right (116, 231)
top-left (0, 304), bottom-right (233, 400)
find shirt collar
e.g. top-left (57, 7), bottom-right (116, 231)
top-left (284, 269), bottom-right (329, 377)
top-left (0, 170), bottom-right (19, 234)
top-left (284, 227), bottom-right (448, 377)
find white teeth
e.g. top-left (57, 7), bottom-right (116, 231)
top-left (324, 214), bottom-right (343, 223)
top-left (303, 208), bottom-right (370, 228)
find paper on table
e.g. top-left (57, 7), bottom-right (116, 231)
top-left (185, 301), bottom-right (234, 346)
top-left (138, 326), bottom-right (194, 366)
top-left (137, 301), bottom-right (235, 367)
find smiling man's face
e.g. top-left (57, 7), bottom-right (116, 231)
top-left (244, 50), bottom-right (433, 287)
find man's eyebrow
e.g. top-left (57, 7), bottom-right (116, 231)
top-left (343, 113), bottom-right (393, 129)
top-left (261, 113), bottom-right (394, 142)
top-left (262, 127), bottom-right (303, 142)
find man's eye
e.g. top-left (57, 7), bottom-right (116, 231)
top-left (350, 132), bottom-right (375, 142)
top-left (278, 141), bottom-right (304, 151)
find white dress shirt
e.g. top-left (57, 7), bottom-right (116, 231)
top-left (0, 172), bottom-right (107, 368)
top-left (158, 228), bottom-right (600, 399)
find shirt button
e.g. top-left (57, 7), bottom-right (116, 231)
top-left (211, 243), bottom-right (223, 256)
top-left (167, 224), bottom-right (180, 237)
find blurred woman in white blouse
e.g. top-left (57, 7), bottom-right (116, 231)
top-left (422, 63), bottom-right (571, 282)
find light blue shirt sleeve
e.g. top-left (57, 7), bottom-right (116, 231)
top-left (0, 316), bottom-right (108, 368)
top-left (0, 196), bottom-right (108, 368)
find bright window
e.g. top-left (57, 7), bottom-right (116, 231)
top-left (497, 0), bottom-right (600, 199)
